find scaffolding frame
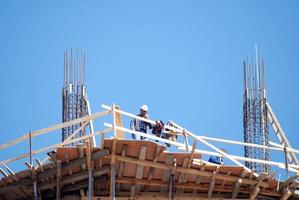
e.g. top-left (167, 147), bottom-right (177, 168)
top-left (0, 103), bottom-right (298, 199)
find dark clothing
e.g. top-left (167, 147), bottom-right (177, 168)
top-left (130, 114), bottom-right (152, 140)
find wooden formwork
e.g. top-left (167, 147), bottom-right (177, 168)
top-left (0, 139), bottom-right (297, 200)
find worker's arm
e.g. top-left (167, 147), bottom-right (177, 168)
top-left (130, 118), bottom-right (136, 130)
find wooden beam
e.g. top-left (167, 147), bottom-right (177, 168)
top-left (78, 144), bottom-right (86, 171)
top-left (208, 166), bottom-right (220, 198)
top-left (147, 145), bottom-right (162, 180)
top-left (110, 138), bottom-right (116, 199)
top-left (35, 158), bottom-right (44, 172)
top-left (177, 157), bottom-right (189, 193)
top-left (160, 154), bottom-right (174, 193)
top-left (38, 166), bottom-right (111, 192)
top-left (179, 140), bottom-right (198, 193)
top-left (36, 149), bottom-right (109, 181)
top-left (131, 145), bottom-right (147, 198)
top-left (115, 177), bottom-right (281, 197)
top-left (193, 163), bottom-right (206, 194)
top-left (279, 174), bottom-right (299, 190)
top-left (145, 145), bottom-right (162, 192)
top-left (280, 189), bottom-right (293, 200)
top-left (232, 171), bottom-right (246, 199)
top-left (1, 167), bottom-right (110, 196)
top-left (115, 105), bottom-right (124, 139)
top-left (85, 140), bottom-right (93, 200)
top-left (113, 154), bottom-right (270, 187)
top-left (0, 110), bottom-right (110, 151)
top-left (116, 144), bottom-right (128, 192)
top-left (249, 172), bottom-right (267, 200)
top-left (0, 169), bottom-right (8, 178)
top-left (56, 160), bottom-right (62, 200)
top-left (0, 128), bottom-right (111, 166)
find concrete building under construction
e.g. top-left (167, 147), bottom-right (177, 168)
top-left (0, 49), bottom-right (298, 200)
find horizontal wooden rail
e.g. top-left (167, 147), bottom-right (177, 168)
top-left (104, 123), bottom-right (299, 174)
top-left (0, 110), bottom-right (110, 151)
top-left (0, 128), bottom-right (112, 165)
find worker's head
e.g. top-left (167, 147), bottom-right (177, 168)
top-left (220, 148), bottom-right (227, 153)
top-left (140, 105), bottom-right (148, 117)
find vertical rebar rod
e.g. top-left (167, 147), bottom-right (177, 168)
top-left (29, 130), bottom-right (32, 167)
top-left (243, 47), bottom-right (270, 173)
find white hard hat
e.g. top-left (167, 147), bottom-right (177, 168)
top-left (140, 105), bottom-right (148, 112)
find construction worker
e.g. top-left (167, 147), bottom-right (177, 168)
top-left (130, 105), bottom-right (153, 140)
top-left (208, 148), bottom-right (227, 165)
top-left (152, 120), bottom-right (164, 142)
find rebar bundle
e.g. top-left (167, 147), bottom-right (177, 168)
top-left (62, 49), bottom-right (89, 146)
top-left (243, 48), bottom-right (270, 173)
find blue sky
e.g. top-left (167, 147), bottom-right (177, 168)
top-left (0, 1), bottom-right (299, 178)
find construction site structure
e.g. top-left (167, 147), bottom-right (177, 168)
top-left (0, 51), bottom-right (298, 200)
top-left (243, 48), bottom-right (270, 173)
top-left (62, 49), bottom-right (95, 147)
top-left (0, 104), bottom-right (298, 199)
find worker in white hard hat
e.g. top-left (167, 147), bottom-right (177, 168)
top-left (130, 105), bottom-right (153, 140)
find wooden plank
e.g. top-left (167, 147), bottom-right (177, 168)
top-left (85, 140), bottom-right (93, 200)
top-left (208, 166), bottom-right (220, 198)
top-left (0, 128), bottom-right (111, 166)
top-left (177, 157), bottom-right (189, 193)
top-left (35, 158), bottom-right (44, 172)
top-left (56, 160), bottom-right (62, 200)
top-left (221, 170), bottom-right (232, 187)
top-left (279, 175), bottom-right (299, 190)
top-left (193, 163), bottom-right (206, 194)
top-left (130, 145), bottom-right (147, 197)
top-left (116, 144), bottom-right (128, 191)
top-left (115, 177), bottom-right (281, 197)
top-left (179, 140), bottom-right (197, 193)
top-left (110, 138), bottom-right (116, 199)
top-left (37, 149), bottom-right (109, 180)
top-left (145, 145), bottom-right (162, 192)
top-left (78, 145), bottom-right (86, 170)
top-left (160, 154), bottom-right (174, 193)
top-left (232, 171), bottom-right (246, 199)
top-left (0, 110), bottom-right (110, 151)
top-left (249, 172), bottom-right (267, 200)
top-left (280, 189), bottom-right (293, 200)
top-left (147, 145), bottom-right (162, 180)
top-left (115, 105), bottom-right (124, 139)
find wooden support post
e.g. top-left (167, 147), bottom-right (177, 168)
top-left (177, 157), bottom-right (189, 193)
top-left (280, 189), bottom-right (293, 200)
top-left (78, 145), bottom-right (86, 171)
top-left (232, 171), bottom-right (246, 199)
top-left (35, 158), bottom-right (44, 172)
top-left (160, 155), bottom-right (174, 193)
top-left (170, 159), bottom-right (176, 200)
top-left (110, 103), bottom-right (117, 200)
top-left (193, 163), bottom-right (206, 194)
top-left (33, 180), bottom-right (38, 200)
top-left (179, 140), bottom-right (198, 193)
top-left (208, 165), bottom-right (220, 198)
top-left (249, 172), bottom-right (267, 200)
top-left (1, 163), bottom-right (27, 198)
top-left (116, 144), bottom-right (128, 192)
top-left (145, 145), bottom-right (162, 192)
top-left (115, 105), bottom-right (124, 139)
top-left (130, 145), bottom-right (147, 198)
top-left (279, 174), bottom-right (299, 190)
top-left (56, 160), bottom-right (62, 200)
top-left (85, 140), bottom-right (93, 200)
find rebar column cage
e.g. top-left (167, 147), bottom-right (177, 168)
top-left (62, 49), bottom-right (89, 146)
top-left (243, 49), bottom-right (271, 173)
